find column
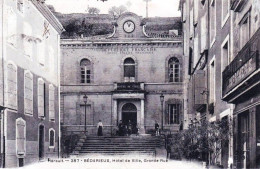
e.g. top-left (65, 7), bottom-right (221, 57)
top-left (140, 99), bottom-right (145, 134)
top-left (113, 99), bottom-right (118, 126)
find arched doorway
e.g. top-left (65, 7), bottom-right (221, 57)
top-left (122, 103), bottom-right (137, 133)
top-left (39, 125), bottom-right (44, 160)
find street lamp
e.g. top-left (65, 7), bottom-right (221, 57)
top-left (83, 94), bottom-right (88, 134)
top-left (160, 94), bottom-right (164, 131)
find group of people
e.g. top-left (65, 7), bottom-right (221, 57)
top-left (118, 120), bottom-right (138, 136)
top-left (97, 120), bottom-right (183, 136)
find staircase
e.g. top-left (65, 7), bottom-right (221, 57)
top-left (72, 135), bottom-right (165, 156)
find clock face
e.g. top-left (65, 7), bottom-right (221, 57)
top-left (123, 20), bottom-right (135, 33)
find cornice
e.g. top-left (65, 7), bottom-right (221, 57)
top-left (60, 40), bottom-right (182, 48)
top-left (30, 0), bottom-right (65, 34)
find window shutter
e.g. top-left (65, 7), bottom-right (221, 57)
top-left (17, 120), bottom-right (25, 154)
top-left (38, 80), bottom-right (44, 117)
top-left (7, 64), bottom-right (17, 109)
top-left (24, 73), bottom-right (33, 115)
top-left (49, 85), bottom-right (55, 120)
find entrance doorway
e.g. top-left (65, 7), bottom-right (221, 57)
top-left (238, 111), bottom-right (250, 169)
top-left (39, 125), bottom-right (44, 160)
top-left (122, 103), bottom-right (137, 133)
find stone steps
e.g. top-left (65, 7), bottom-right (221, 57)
top-left (72, 135), bottom-right (164, 156)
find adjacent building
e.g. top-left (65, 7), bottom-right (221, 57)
top-left (60, 12), bottom-right (187, 136)
top-left (180, 0), bottom-right (259, 168)
top-left (222, 0), bottom-right (260, 168)
top-left (0, 0), bottom-right (63, 167)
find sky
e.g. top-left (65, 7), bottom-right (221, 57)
top-left (45, 0), bottom-right (181, 17)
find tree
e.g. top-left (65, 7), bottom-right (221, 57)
top-left (108, 5), bottom-right (127, 19)
top-left (87, 7), bottom-right (100, 15)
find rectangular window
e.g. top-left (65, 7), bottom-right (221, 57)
top-left (17, 0), bottom-right (24, 13)
top-left (168, 104), bottom-right (180, 124)
top-left (209, 58), bottom-right (216, 103)
top-left (190, 8), bottom-right (194, 37)
top-left (221, 36), bottom-right (230, 71)
top-left (16, 119), bottom-right (26, 155)
top-left (7, 64), bottom-right (17, 109)
top-left (201, 13), bottom-right (208, 52)
top-left (194, 34), bottom-right (199, 65)
top-left (222, 0), bottom-right (229, 25)
top-left (240, 12), bottom-right (251, 50)
top-left (210, 0), bottom-right (216, 45)
top-left (194, 0), bottom-right (199, 25)
top-left (49, 85), bottom-right (55, 121)
top-left (81, 67), bottom-right (91, 83)
top-left (38, 79), bottom-right (45, 117)
top-left (24, 72), bottom-right (33, 115)
top-left (182, 2), bottom-right (186, 22)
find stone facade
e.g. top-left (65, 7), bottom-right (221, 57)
top-left (0, 0), bottom-right (63, 167)
top-left (61, 12), bottom-right (186, 136)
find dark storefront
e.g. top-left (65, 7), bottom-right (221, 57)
top-left (222, 28), bottom-right (260, 168)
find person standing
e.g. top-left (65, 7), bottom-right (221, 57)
top-left (118, 120), bottom-right (123, 136)
top-left (127, 120), bottom-right (132, 136)
top-left (155, 121), bottom-right (159, 136)
top-left (97, 120), bottom-right (103, 136)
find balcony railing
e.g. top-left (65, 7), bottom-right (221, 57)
top-left (222, 28), bottom-right (260, 97)
top-left (114, 82), bottom-right (144, 91)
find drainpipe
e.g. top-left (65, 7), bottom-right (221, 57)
top-left (1, 0), bottom-right (6, 167)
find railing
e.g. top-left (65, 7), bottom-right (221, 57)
top-left (114, 82), bottom-right (144, 91)
top-left (222, 28), bottom-right (260, 97)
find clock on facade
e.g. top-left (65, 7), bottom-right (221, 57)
top-left (123, 20), bottom-right (135, 33)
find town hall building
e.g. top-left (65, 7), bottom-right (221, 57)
top-left (60, 12), bottom-right (187, 135)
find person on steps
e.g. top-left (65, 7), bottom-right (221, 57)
top-left (97, 120), bottom-right (103, 136)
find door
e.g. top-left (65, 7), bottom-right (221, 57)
top-left (39, 125), bottom-right (44, 160)
top-left (122, 103), bottom-right (137, 133)
top-left (238, 111), bottom-right (249, 169)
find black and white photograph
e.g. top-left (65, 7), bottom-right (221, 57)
top-left (0, 0), bottom-right (259, 168)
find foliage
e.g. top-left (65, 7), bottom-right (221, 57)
top-left (87, 7), bottom-right (100, 15)
top-left (167, 118), bottom-right (230, 165)
top-left (108, 5), bottom-right (128, 19)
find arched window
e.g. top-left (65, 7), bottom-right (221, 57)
top-left (7, 62), bottom-right (17, 109)
top-left (168, 57), bottom-right (180, 82)
top-left (80, 59), bottom-right (91, 84)
top-left (49, 129), bottom-right (55, 148)
top-left (24, 71), bottom-right (33, 115)
top-left (124, 58), bottom-right (135, 82)
top-left (16, 118), bottom-right (26, 155)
